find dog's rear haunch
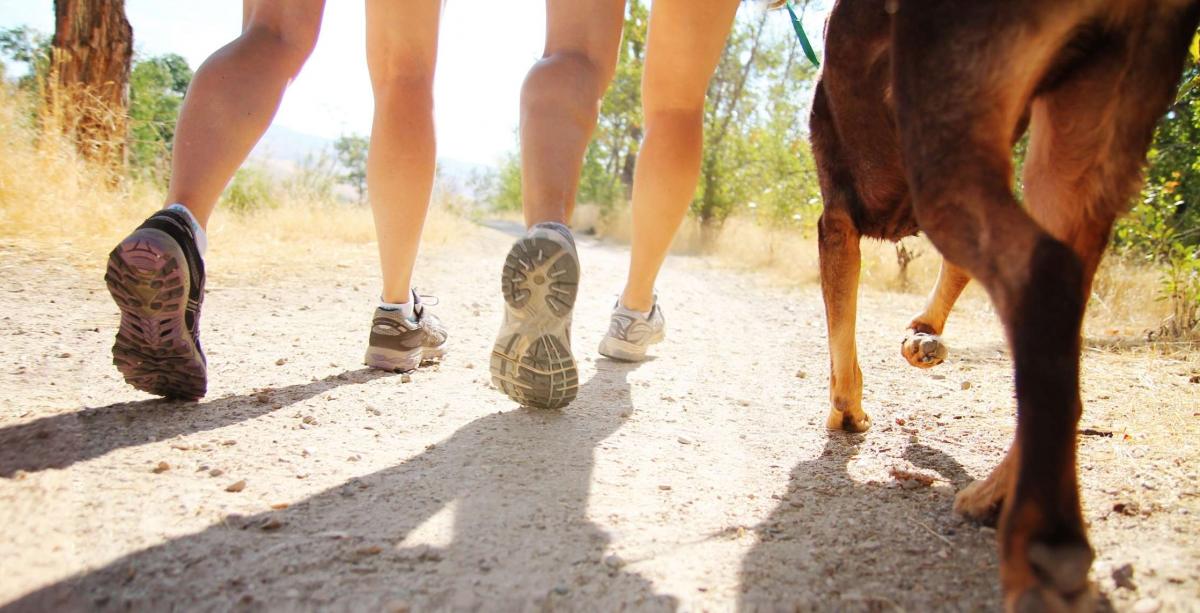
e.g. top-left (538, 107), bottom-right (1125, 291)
top-left (811, 0), bottom-right (1198, 610)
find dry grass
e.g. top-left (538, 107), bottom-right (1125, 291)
top-left (582, 202), bottom-right (1174, 338)
top-left (0, 86), bottom-right (475, 280)
top-left (0, 87), bottom-right (158, 257)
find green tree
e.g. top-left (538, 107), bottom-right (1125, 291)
top-left (0, 26), bottom-right (52, 91)
top-left (127, 53), bottom-right (192, 180)
top-left (693, 13), bottom-right (819, 237)
top-left (580, 0), bottom-right (648, 207)
top-left (334, 133), bottom-right (369, 204)
top-left (1113, 35), bottom-right (1200, 336)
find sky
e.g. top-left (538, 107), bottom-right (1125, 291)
top-left (0, 1), bottom-right (826, 168)
top-left (0, 0), bottom-right (545, 167)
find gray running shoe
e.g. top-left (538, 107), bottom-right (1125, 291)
top-left (597, 300), bottom-right (665, 362)
top-left (364, 292), bottom-right (447, 373)
top-left (490, 222), bottom-right (580, 409)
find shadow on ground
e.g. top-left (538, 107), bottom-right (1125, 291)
top-left (0, 369), bottom-right (390, 477)
top-left (739, 437), bottom-right (1003, 611)
top-left (7, 360), bottom-right (678, 611)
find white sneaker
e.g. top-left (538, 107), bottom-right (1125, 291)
top-left (598, 300), bottom-right (665, 362)
top-left (490, 223), bottom-right (580, 409)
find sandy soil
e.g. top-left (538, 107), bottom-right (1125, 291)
top-left (1, 222), bottom-right (1198, 612)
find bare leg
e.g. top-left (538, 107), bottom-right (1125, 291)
top-left (519, 0), bottom-right (625, 227)
top-left (491, 0), bottom-right (623, 410)
top-left (901, 259), bottom-right (970, 368)
top-left (165, 0), bottom-right (325, 227)
top-left (365, 0), bottom-right (443, 303)
top-left (618, 0), bottom-right (739, 312)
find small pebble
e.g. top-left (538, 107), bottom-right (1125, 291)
top-left (961, 380), bottom-right (972, 390)
top-left (225, 480), bottom-right (247, 493)
top-left (1133, 598), bottom-right (1162, 613)
top-left (209, 468), bottom-right (224, 477)
top-left (256, 394), bottom-right (270, 404)
top-left (1112, 563), bottom-right (1137, 590)
top-left (658, 484), bottom-right (672, 491)
top-left (152, 461), bottom-right (170, 474)
top-left (604, 554), bottom-right (625, 569)
top-left (276, 358), bottom-right (287, 366)
top-left (260, 517), bottom-right (284, 531)
top-left (401, 374), bottom-right (413, 383)
top-left (795, 370), bottom-right (806, 379)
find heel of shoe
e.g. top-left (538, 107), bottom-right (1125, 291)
top-left (105, 229), bottom-right (206, 399)
top-left (491, 333), bottom-right (579, 409)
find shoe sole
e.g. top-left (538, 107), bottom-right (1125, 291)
top-left (490, 232), bottom-right (579, 409)
top-left (364, 344), bottom-right (447, 373)
top-left (104, 228), bottom-right (207, 400)
top-left (597, 331), bottom-right (664, 363)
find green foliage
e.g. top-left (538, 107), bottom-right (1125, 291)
top-left (0, 26), bottom-right (51, 92)
top-left (222, 165), bottom-right (280, 214)
top-left (334, 133), bottom-right (369, 204)
top-left (478, 150), bottom-right (523, 212)
top-left (578, 0), bottom-right (648, 208)
top-left (1113, 36), bottom-right (1200, 337)
top-left (128, 53), bottom-right (192, 180)
top-left (694, 13), bottom-right (820, 230)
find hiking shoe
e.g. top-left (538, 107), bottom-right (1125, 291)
top-left (598, 300), bottom-right (665, 362)
top-left (104, 208), bottom-right (207, 399)
top-left (364, 291), bottom-right (448, 372)
top-left (490, 223), bottom-right (580, 409)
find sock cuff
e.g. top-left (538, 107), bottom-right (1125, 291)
top-left (531, 221), bottom-right (575, 249)
top-left (379, 290), bottom-right (417, 319)
top-left (165, 203), bottom-right (208, 256)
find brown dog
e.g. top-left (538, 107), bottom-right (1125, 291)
top-left (811, 0), bottom-right (1198, 609)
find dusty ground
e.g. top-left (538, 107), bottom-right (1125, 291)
top-left (1, 222), bottom-right (1198, 612)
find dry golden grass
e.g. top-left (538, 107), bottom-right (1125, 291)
top-left (0, 87), bottom-right (159, 257)
top-left (583, 202), bottom-right (1174, 338)
top-left (0, 86), bottom-right (475, 280)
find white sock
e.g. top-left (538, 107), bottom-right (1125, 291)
top-left (165, 203), bottom-right (208, 256)
top-left (379, 297), bottom-right (415, 320)
top-left (617, 302), bottom-right (651, 319)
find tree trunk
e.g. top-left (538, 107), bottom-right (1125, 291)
top-left (51, 0), bottom-right (133, 169)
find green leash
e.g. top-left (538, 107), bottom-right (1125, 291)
top-left (785, 0), bottom-right (820, 68)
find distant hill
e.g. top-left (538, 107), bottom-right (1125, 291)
top-left (251, 123), bottom-right (493, 196)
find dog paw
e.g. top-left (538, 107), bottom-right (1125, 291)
top-left (1007, 542), bottom-right (1096, 613)
top-left (826, 407), bottom-right (871, 433)
top-left (902, 331), bottom-right (948, 368)
top-left (954, 480), bottom-right (1003, 526)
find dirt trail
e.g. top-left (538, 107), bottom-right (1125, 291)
top-left (1, 224), bottom-right (1198, 612)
